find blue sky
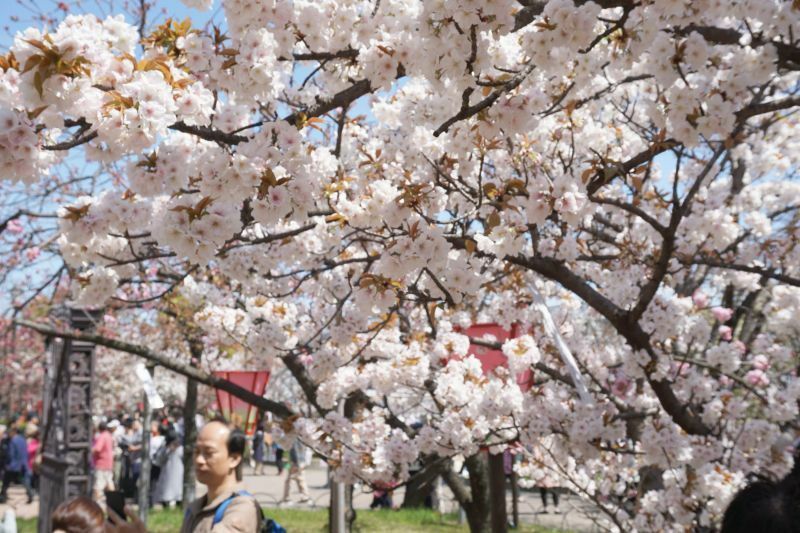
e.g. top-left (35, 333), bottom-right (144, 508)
top-left (1, 0), bottom-right (221, 50)
top-left (0, 1), bottom-right (223, 314)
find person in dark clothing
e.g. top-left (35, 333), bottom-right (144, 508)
top-left (0, 425), bottom-right (33, 503)
top-left (721, 455), bottom-right (800, 533)
top-left (370, 481), bottom-right (395, 509)
top-left (274, 443), bottom-right (284, 475)
top-left (721, 477), bottom-right (799, 533)
top-left (539, 487), bottom-right (559, 513)
top-left (0, 425), bottom-right (9, 483)
top-left (252, 419), bottom-right (267, 476)
top-left (119, 418), bottom-right (143, 499)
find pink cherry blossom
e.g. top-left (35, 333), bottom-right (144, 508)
top-left (751, 354), bottom-right (769, 371)
top-left (745, 369), bottom-right (769, 387)
top-left (692, 289), bottom-right (708, 308)
top-left (712, 307), bottom-right (734, 323)
top-left (6, 219), bottom-right (24, 234)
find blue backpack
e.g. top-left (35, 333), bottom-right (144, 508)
top-left (211, 490), bottom-right (286, 533)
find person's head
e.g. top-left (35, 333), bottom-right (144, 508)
top-left (194, 420), bottom-right (246, 487)
top-left (721, 475), bottom-right (800, 533)
top-left (164, 426), bottom-right (179, 446)
top-left (51, 495), bottom-right (105, 533)
top-left (98, 421), bottom-right (108, 433)
top-left (26, 426), bottom-right (39, 440)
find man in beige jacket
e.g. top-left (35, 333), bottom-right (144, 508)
top-left (110, 420), bottom-right (260, 533)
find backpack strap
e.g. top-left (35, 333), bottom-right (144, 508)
top-left (212, 490), bottom-right (256, 527)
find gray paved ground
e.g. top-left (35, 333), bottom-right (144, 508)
top-left (0, 464), bottom-right (604, 531)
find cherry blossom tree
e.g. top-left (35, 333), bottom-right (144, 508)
top-left (3, 0), bottom-right (800, 530)
top-left (0, 316), bottom-right (46, 415)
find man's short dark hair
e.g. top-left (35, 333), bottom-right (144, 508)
top-left (721, 474), bottom-right (800, 533)
top-left (210, 416), bottom-right (246, 481)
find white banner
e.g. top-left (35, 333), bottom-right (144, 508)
top-left (530, 285), bottom-right (593, 405)
top-left (135, 363), bottom-right (165, 410)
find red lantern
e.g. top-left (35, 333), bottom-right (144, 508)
top-left (453, 323), bottom-right (534, 391)
top-left (212, 370), bottom-right (271, 436)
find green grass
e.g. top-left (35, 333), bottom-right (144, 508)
top-left (19, 506), bottom-right (567, 532)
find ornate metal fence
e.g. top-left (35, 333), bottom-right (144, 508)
top-left (37, 308), bottom-right (100, 533)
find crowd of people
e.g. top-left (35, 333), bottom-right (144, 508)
top-left (89, 407), bottom-right (210, 510)
top-left (0, 406), bottom-right (315, 513)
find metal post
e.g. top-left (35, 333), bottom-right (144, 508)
top-left (138, 364), bottom-right (155, 522)
top-left (330, 401), bottom-right (346, 533)
top-left (38, 307), bottom-right (100, 533)
top-left (510, 469), bottom-right (520, 529)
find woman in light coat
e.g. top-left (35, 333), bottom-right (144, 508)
top-left (153, 428), bottom-right (183, 508)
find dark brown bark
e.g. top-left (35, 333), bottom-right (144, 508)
top-left (441, 453), bottom-right (491, 533)
top-left (401, 459), bottom-right (443, 508)
top-left (487, 452), bottom-right (508, 533)
top-left (510, 469), bottom-right (519, 529)
top-left (181, 339), bottom-right (201, 509)
top-left (15, 319), bottom-right (293, 419)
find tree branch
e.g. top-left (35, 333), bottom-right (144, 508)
top-left (15, 319), bottom-right (293, 419)
top-left (433, 62), bottom-right (536, 137)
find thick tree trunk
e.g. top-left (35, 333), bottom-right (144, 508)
top-left (181, 340), bottom-right (201, 509)
top-left (181, 375), bottom-right (198, 509)
top-left (510, 469), bottom-right (519, 529)
top-left (346, 484), bottom-right (356, 531)
top-left (402, 459), bottom-right (442, 508)
top-left (441, 453), bottom-right (491, 533)
top-left (464, 454), bottom-right (491, 533)
top-left (137, 365), bottom-right (154, 523)
top-left (487, 452), bottom-right (508, 533)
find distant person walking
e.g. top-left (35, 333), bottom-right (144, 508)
top-left (281, 441), bottom-right (311, 504)
top-left (0, 425), bottom-right (7, 491)
top-left (119, 418), bottom-right (142, 499)
top-left (0, 425), bottom-right (33, 504)
top-left (26, 426), bottom-right (40, 492)
top-left (252, 419), bottom-right (267, 476)
top-left (92, 422), bottom-right (115, 503)
top-left (273, 442), bottom-right (285, 475)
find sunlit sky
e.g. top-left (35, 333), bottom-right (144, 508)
top-left (2, 0), bottom-right (220, 49)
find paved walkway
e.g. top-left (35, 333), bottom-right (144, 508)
top-left (0, 464), bottom-right (603, 531)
